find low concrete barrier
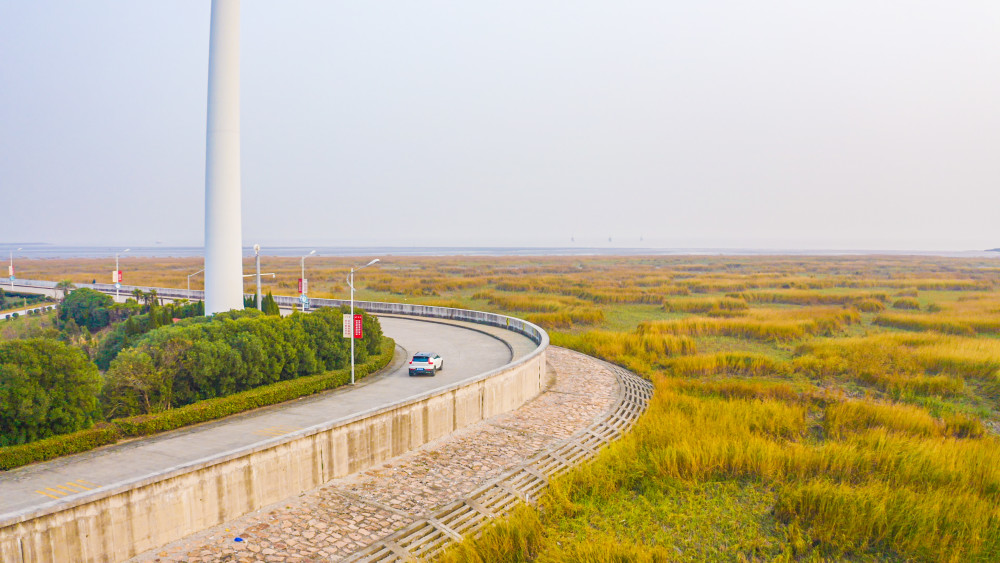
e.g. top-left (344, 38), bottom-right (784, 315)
top-left (0, 290), bottom-right (548, 563)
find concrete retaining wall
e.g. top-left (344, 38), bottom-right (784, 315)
top-left (0, 296), bottom-right (548, 563)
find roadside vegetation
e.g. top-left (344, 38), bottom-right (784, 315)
top-left (0, 287), bottom-right (53, 313)
top-left (0, 283), bottom-right (388, 469)
top-left (9, 255), bottom-right (1000, 560)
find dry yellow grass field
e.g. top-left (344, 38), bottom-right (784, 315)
top-left (12, 254), bottom-right (1000, 561)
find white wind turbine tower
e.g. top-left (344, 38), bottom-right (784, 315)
top-left (203, 0), bottom-right (244, 314)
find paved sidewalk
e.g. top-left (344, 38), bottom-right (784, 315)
top-left (131, 347), bottom-right (618, 563)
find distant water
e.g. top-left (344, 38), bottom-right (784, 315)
top-left (2, 245), bottom-right (999, 259)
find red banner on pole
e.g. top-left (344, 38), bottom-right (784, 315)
top-left (118, 271), bottom-right (123, 283)
top-left (297, 278), bottom-right (303, 293)
top-left (353, 314), bottom-right (363, 339)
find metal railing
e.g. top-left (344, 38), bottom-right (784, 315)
top-left (10, 279), bottom-right (545, 346)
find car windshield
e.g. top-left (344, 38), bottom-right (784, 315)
top-left (413, 356), bottom-right (429, 362)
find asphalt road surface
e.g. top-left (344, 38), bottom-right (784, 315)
top-left (0, 315), bottom-right (536, 520)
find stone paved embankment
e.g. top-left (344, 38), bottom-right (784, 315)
top-left (131, 347), bottom-right (617, 563)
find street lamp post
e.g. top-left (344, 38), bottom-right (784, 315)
top-left (254, 245), bottom-right (262, 311)
top-left (348, 258), bottom-right (380, 385)
top-left (115, 248), bottom-right (131, 301)
top-left (242, 272), bottom-right (274, 309)
top-left (9, 247), bottom-right (22, 289)
top-left (300, 250), bottom-right (316, 312)
top-left (187, 269), bottom-right (205, 299)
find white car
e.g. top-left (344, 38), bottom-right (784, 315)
top-left (409, 352), bottom-right (443, 376)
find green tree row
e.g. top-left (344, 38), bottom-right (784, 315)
top-left (56, 287), bottom-right (188, 335)
top-left (2, 294), bottom-right (383, 446)
top-left (93, 300), bottom-right (205, 370)
top-left (101, 307), bottom-right (382, 418)
top-left (243, 291), bottom-right (282, 316)
top-left (0, 289), bottom-right (53, 312)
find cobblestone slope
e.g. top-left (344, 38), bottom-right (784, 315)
top-left (132, 347), bottom-right (618, 563)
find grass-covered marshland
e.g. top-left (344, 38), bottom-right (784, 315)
top-left (14, 255), bottom-right (1000, 561)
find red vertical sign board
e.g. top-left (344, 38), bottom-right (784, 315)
top-left (353, 314), bottom-right (363, 339)
top-left (118, 271), bottom-right (123, 283)
top-left (297, 278), bottom-right (303, 293)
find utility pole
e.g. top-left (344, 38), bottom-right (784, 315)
top-left (187, 269), bottom-right (205, 298)
top-left (300, 250), bottom-right (315, 312)
top-left (254, 244), bottom-right (262, 311)
top-left (8, 247), bottom-right (21, 289)
top-left (348, 259), bottom-right (380, 385)
top-left (115, 248), bottom-right (130, 301)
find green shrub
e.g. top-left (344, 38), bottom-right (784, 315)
top-left (0, 423), bottom-right (121, 470)
top-left (101, 307), bottom-right (381, 416)
top-left (94, 300), bottom-right (204, 370)
top-left (0, 337), bottom-right (394, 470)
top-left (114, 337), bottom-right (394, 437)
top-left (58, 288), bottom-right (115, 331)
top-left (0, 339), bottom-right (102, 446)
top-left (0, 289), bottom-right (52, 313)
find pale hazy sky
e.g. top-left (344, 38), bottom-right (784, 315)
top-left (1, 1), bottom-right (998, 250)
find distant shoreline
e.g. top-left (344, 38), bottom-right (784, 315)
top-left (2, 245), bottom-right (999, 259)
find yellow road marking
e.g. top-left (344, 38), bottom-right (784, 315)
top-left (35, 479), bottom-right (98, 499)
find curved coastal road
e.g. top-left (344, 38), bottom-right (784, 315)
top-left (0, 315), bottom-right (537, 520)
